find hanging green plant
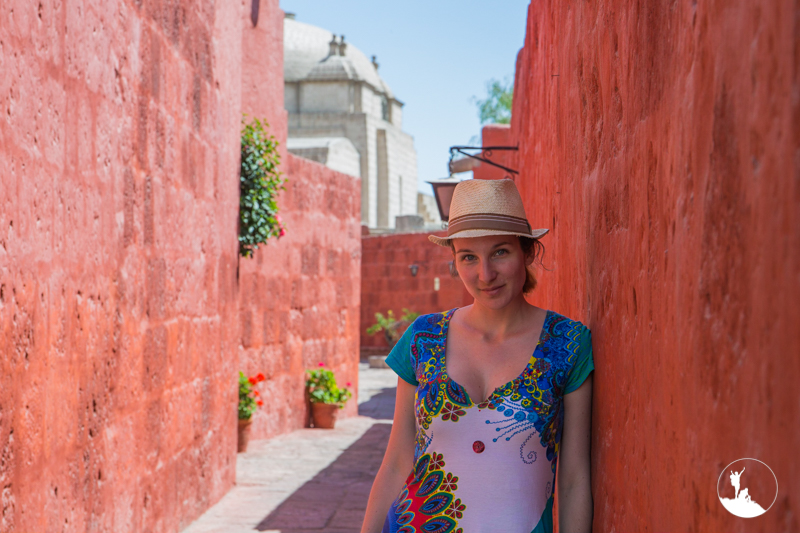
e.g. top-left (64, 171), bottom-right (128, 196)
top-left (239, 115), bottom-right (287, 258)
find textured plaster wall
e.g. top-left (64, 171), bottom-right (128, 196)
top-left (360, 232), bottom-right (471, 353)
top-left (238, 154), bottom-right (363, 438)
top-left (242, 0), bottom-right (287, 152)
top-left (0, 0), bottom-right (242, 531)
top-left (473, 124), bottom-right (517, 182)
top-left (239, 0), bottom-right (362, 439)
top-left (511, 1), bottom-right (799, 531)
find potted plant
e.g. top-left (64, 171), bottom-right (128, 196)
top-left (365, 308), bottom-right (419, 348)
top-left (305, 363), bottom-right (353, 429)
top-left (238, 371), bottom-right (265, 452)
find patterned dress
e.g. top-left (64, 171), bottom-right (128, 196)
top-left (382, 308), bottom-right (594, 533)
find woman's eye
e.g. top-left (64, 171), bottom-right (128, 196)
top-left (495, 249), bottom-right (508, 256)
top-left (461, 255), bottom-right (476, 261)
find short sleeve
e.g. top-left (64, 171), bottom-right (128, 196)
top-left (384, 320), bottom-right (419, 386)
top-left (564, 325), bottom-right (594, 394)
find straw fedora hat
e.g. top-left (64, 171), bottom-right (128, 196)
top-left (428, 178), bottom-right (549, 247)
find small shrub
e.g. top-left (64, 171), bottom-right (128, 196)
top-left (238, 371), bottom-right (265, 420)
top-left (239, 115), bottom-right (286, 258)
top-left (305, 363), bottom-right (352, 408)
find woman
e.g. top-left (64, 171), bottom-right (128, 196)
top-left (361, 179), bottom-right (594, 533)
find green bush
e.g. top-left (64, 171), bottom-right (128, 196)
top-left (365, 308), bottom-right (419, 335)
top-left (239, 115), bottom-right (286, 258)
top-left (305, 364), bottom-right (352, 408)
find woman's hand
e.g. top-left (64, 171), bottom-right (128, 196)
top-left (558, 373), bottom-right (593, 532)
top-left (360, 377), bottom-right (417, 533)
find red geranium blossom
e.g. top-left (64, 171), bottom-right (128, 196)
top-left (257, 373), bottom-right (266, 382)
top-left (248, 376), bottom-right (257, 385)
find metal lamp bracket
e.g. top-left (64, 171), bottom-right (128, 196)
top-left (448, 145), bottom-right (519, 175)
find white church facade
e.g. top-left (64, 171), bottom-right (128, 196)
top-left (283, 15), bottom-right (423, 229)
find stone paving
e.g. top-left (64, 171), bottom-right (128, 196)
top-left (183, 363), bottom-right (397, 533)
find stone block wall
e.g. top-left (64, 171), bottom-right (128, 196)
top-left (238, 154), bottom-right (363, 438)
top-left (360, 232), bottom-right (471, 353)
top-left (238, 0), bottom-right (362, 439)
top-left (0, 0), bottom-right (242, 531)
top-left (511, 1), bottom-right (799, 531)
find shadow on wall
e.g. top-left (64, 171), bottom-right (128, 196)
top-left (255, 423), bottom-right (392, 532)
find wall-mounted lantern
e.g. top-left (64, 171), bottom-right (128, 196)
top-left (409, 264), bottom-right (419, 277)
top-left (425, 176), bottom-right (461, 223)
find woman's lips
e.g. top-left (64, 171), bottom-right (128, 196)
top-left (481, 284), bottom-right (504, 296)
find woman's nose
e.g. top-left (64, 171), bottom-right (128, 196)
top-left (478, 259), bottom-right (497, 283)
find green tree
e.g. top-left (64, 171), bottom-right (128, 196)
top-left (474, 76), bottom-right (513, 125)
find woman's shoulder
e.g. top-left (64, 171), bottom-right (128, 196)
top-left (408, 308), bottom-right (455, 334)
top-left (546, 309), bottom-right (592, 336)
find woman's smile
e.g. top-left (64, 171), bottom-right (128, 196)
top-left (481, 284), bottom-right (505, 296)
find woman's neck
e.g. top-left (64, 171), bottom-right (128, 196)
top-left (460, 295), bottom-right (541, 342)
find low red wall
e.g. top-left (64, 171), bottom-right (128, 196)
top-left (512, 1), bottom-right (799, 531)
top-left (238, 154), bottom-right (363, 437)
top-left (360, 232), bottom-right (471, 353)
top-left (0, 1), bottom-right (242, 531)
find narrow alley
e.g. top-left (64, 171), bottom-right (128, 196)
top-left (184, 364), bottom-right (397, 533)
top-left (1, 0), bottom-right (797, 532)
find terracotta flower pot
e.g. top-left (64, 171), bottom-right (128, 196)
top-left (311, 402), bottom-right (339, 429)
top-left (237, 418), bottom-right (253, 453)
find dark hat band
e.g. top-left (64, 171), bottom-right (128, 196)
top-left (447, 213), bottom-right (532, 236)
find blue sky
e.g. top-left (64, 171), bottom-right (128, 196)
top-left (279, 0), bottom-right (531, 194)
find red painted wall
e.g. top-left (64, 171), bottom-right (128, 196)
top-left (360, 232), bottom-right (471, 353)
top-left (242, 0), bottom-right (287, 152)
top-left (238, 154), bottom-right (363, 437)
top-left (0, 1), bottom-right (242, 532)
top-left (472, 124), bottom-right (517, 182)
top-left (511, 1), bottom-right (799, 531)
top-left (238, 1), bottom-right (362, 438)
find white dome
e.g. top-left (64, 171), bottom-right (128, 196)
top-left (284, 18), bottom-right (395, 99)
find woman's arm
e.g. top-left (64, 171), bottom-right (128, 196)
top-left (558, 373), bottom-right (593, 532)
top-left (360, 377), bottom-right (417, 533)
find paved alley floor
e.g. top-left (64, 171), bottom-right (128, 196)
top-left (182, 363), bottom-right (397, 533)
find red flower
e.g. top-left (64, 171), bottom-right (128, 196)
top-left (441, 402), bottom-right (466, 422)
top-left (346, 382), bottom-right (352, 387)
top-left (441, 472), bottom-right (459, 492)
top-left (318, 362), bottom-right (324, 367)
top-left (257, 373), bottom-right (266, 382)
top-left (253, 390), bottom-right (260, 397)
top-left (257, 400), bottom-right (263, 406)
top-left (248, 376), bottom-right (257, 385)
top-left (279, 228), bottom-right (286, 237)
top-left (445, 498), bottom-right (466, 519)
top-left (428, 452), bottom-right (445, 471)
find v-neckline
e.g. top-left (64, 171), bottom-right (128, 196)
top-left (440, 307), bottom-right (552, 406)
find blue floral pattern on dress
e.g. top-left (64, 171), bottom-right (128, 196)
top-left (407, 309), bottom-right (589, 473)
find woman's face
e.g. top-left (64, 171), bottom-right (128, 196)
top-left (451, 234), bottom-right (532, 308)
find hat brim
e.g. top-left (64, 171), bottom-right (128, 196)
top-left (428, 228), bottom-right (549, 247)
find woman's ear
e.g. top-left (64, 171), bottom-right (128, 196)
top-left (524, 250), bottom-right (535, 267)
